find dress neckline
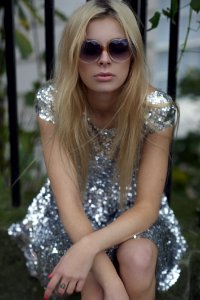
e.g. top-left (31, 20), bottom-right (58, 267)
top-left (87, 117), bottom-right (116, 135)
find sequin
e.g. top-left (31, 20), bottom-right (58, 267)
top-left (8, 85), bottom-right (187, 293)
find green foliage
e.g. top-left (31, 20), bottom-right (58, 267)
top-left (148, 12), bottom-right (161, 31)
top-left (190, 0), bottom-right (200, 13)
top-left (24, 80), bottom-right (41, 106)
top-left (173, 132), bottom-right (200, 200)
top-left (148, 0), bottom-right (199, 30)
top-left (179, 68), bottom-right (200, 97)
top-left (148, 0), bottom-right (179, 30)
top-left (17, 0), bottom-right (43, 26)
top-left (147, 1), bottom-right (200, 72)
top-left (17, 2), bottom-right (31, 30)
top-left (162, 0), bottom-right (178, 21)
top-left (15, 29), bottom-right (33, 59)
top-left (171, 132), bottom-right (200, 253)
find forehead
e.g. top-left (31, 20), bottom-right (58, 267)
top-left (85, 17), bottom-right (126, 41)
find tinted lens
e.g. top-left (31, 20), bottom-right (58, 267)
top-left (80, 40), bottom-right (102, 62)
top-left (109, 39), bottom-right (131, 61)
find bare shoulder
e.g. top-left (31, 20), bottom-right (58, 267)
top-left (147, 85), bottom-right (156, 95)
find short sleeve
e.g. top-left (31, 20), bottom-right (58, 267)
top-left (144, 90), bottom-right (177, 134)
top-left (35, 84), bottom-right (55, 123)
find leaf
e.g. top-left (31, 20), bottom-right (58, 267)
top-left (24, 81), bottom-right (41, 106)
top-left (148, 11), bottom-right (161, 31)
top-left (15, 30), bottom-right (33, 59)
top-left (24, 90), bottom-right (35, 106)
top-left (17, 3), bottom-right (30, 30)
top-left (55, 9), bottom-right (68, 22)
top-left (162, 0), bottom-right (178, 24)
top-left (21, 0), bottom-right (43, 24)
top-left (190, 0), bottom-right (200, 13)
top-left (162, 8), bottom-right (171, 19)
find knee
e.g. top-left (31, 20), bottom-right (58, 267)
top-left (117, 238), bottom-right (157, 275)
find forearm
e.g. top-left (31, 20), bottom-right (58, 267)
top-left (83, 203), bottom-right (158, 255)
top-left (92, 252), bottom-right (129, 300)
top-left (92, 251), bottom-right (120, 288)
top-left (58, 200), bottom-right (94, 243)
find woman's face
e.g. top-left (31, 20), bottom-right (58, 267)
top-left (78, 17), bottom-right (131, 96)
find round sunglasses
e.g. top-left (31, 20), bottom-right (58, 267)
top-left (79, 38), bottom-right (132, 63)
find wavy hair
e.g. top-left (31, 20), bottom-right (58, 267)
top-left (53, 0), bottom-right (149, 205)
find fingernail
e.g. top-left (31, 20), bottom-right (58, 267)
top-left (48, 273), bottom-right (52, 279)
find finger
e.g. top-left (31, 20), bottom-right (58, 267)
top-left (44, 273), bottom-right (61, 298)
top-left (75, 279), bottom-right (85, 293)
top-left (56, 281), bottom-right (67, 296)
top-left (66, 279), bottom-right (78, 295)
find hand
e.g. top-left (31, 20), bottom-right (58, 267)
top-left (44, 237), bottom-right (96, 299)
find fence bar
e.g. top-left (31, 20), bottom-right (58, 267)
top-left (4, 0), bottom-right (20, 207)
top-left (167, 0), bottom-right (180, 100)
top-left (127, 0), bottom-right (147, 47)
top-left (139, 0), bottom-right (147, 47)
top-left (44, 0), bottom-right (55, 80)
top-left (165, 0), bottom-right (180, 201)
top-left (126, 0), bottom-right (139, 14)
top-left (130, 0), bottom-right (139, 15)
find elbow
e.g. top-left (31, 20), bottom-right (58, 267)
top-left (148, 205), bottom-right (160, 227)
top-left (137, 203), bottom-right (160, 228)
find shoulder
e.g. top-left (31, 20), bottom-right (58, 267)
top-left (35, 82), bottom-right (56, 123)
top-left (144, 88), bottom-right (177, 133)
top-left (146, 87), bottom-right (173, 105)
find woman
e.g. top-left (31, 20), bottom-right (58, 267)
top-left (9, 1), bottom-right (187, 299)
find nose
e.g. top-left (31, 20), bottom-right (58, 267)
top-left (98, 49), bottom-right (112, 65)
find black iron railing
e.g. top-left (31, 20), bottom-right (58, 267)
top-left (2, 0), bottom-right (179, 206)
top-left (4, 0), bottom-right (20, 207)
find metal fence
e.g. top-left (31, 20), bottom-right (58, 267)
top-left (2, 0), bottom-right (180, 207)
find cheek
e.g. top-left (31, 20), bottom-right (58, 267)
top-left (119, 62), bottom-right (131, 83)
top-left (78, 63), bottom-right (91, 85)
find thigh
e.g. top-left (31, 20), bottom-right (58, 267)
top-left (81, 272), bottom-right (104, 300)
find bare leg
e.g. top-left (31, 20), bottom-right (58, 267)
top-left (81, 272), bottom-right (104, 300)
top-left (117, 238), bottom-right (158, 300)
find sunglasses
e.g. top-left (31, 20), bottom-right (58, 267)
top-left (80, 38), bottom-right (132, 63)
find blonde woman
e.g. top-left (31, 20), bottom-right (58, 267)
top-left (9, 0), bottom-right (187, 299)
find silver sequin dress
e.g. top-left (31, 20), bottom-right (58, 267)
top-left (8, 84), bottom-right (187, 292)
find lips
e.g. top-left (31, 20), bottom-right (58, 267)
top-left (94, 72), bottom-right (115, 81)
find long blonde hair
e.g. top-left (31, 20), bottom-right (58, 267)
top-left (53, 0), bottom-right (149, 205)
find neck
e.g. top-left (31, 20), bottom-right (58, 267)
top-left (86, 90), bottom-right (118, 128)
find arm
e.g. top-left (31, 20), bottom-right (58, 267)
top-left (39, 119), bottom-right (126, 297)
top-left (83, 127), bottom-right (173, 253)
